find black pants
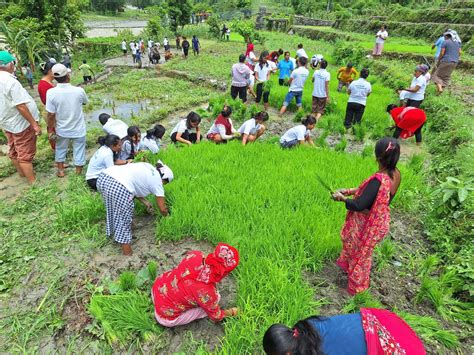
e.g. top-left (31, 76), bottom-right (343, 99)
top-left (279, 79), bottom-right (284, 86)
top-left (87, 178), bottom-right (97, 191)
top-left (256, 83), bottom-right (269, 104)
top-left (230, 85), bottom-right (247, 102)
top-left (171, 131), bottom-right (202, 144)
top-left (344, 102), bottom-right (366, 128)
top-left (393, 124), bottom-right (423, 143)
top-left (183, 48), bottom-right (189, 57)
top-left (406, 99), bottom-right (423, 108)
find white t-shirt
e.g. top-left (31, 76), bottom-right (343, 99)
top-left (310, 54), bottom-right (324, 67)
top-left (0, 71), bottom-right (40, 134)
top-left (170, 119), bottom-right (196, 136)
top-left (289, 57), bottom-right (297, 68)
top-left (238, 118), bottom-right (261, 135)
top-left (424, 72), bottom-right (431, 85)
top-left (255, 63), bottom-right (272, 82)
top-left (289, 66), bottom-right (309, 92)
top-left (129, 42), bottom-right (135, 50)
top-left (163, 38), bottom-right (169, 46)
top-left (118, 140), bottom-right (140, 161)
top-left (121, 41), bottom-right (127, 50)
top-left (267, 60), bottom-right (277, 72)
top-left (312, 69), bottom-right (331, 98)
top-left (407, 75), bottom-right (427, 101)
top-left (103, 118), bottom-right (128, 139)
top-left (86, 145), bottom-right (114, 180)
top-left (104, 162), bottom-right (164, 198)
top-left (46, 83), bottom-right (88, 138)
top-left (207, 118), bottom-right (235, 139)
top-left (376, 30), bottom-right (388, 44)
top-left (148, 40), bottom-right (153, 48)
top-left (141, 136), bottom-right (160, 154)
top-left (280, 125), bottom-right (309, 143)
top-left (296, 48), bottom-right (308, 59)
top-left (348, 78), bottom-right (372, 106)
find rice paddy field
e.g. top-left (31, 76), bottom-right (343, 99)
top-left (1, 21), bottom-right (473, 355)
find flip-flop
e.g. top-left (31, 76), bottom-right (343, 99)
top-left (57, 170), bottom-right (65, 178)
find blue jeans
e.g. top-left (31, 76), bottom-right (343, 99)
top-left (280, 139), bottom-right (299, 148)
top-left (283, 91), bottom-right (303, 107)
top-left (55, 135), bottom-right (86, 166)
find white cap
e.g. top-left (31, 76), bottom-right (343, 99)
top-left (49, 57), bottom-right (57, 64)
top-left (157, 160), bottom-right (174, 182)
top-left (51, 63), bottom-right (71, 78)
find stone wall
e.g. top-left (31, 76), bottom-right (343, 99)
top-left (293, 15), bottom-right (334, 27)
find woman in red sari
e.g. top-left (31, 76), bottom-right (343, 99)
top-left (38, 61), bottom-right (56, 150)
top-left (151, 243), bottom-right (239, 327)
top-left (332, 137), bottom-right (401, 295)
top-left (263, 308), bottom-right (426, 355)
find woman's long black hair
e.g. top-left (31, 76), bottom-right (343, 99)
top-left (263, 316), bottom-right (324, 355)
top-left (375, 137), bottom-right (400, 178)
top-left (186, 111), bottom-right (201, 129)
top-left (145, 124), bottom-right (165, 139)
top-left (97, 134), bottom-right (120, 147)
top-left (124, 126), bottom-right (141, 156)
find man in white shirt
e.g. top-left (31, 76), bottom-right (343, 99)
top-left (296, 43), bottom-right (308, 59)
top-left (98, 113), bottom-right (128, 139)
top-left (311, 59), bottom-right (330, 121)
top-left (373, 25), bottom-right (388, 57)
top-left (121, 39), bottom-right (127, 56)
top-left (0, 51), bottom-right (41, 183)
top-left (279, 57), bottom-right (309, 115)
top-left (397, 65), bottom-right (427, 108)
top-left (163, 37), bottom-right (170, 51)
top-left (46, 64), bottom-right (89, 177)
top-left (344, 68), bottom-right (372, 129)
top-left (129, 41), bottom-right (136, 62)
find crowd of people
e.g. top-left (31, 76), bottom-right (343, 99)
top-left (122, 35), bottom-right (201, 67)
top-left (0, 25), bottom-right (462, 351)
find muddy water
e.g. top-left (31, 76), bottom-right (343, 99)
top-left (84, 20), bottom-right (147, 38)
top-left (84, 98), bottom-right (155, 125)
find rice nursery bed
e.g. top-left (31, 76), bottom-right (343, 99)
top-left (87, 143), bottom-right (423, 352)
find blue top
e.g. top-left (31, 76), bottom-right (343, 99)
top-left (434, 36), bottom-right (444, 58)
top-left (440, 39), bottom-right (461, 63)
top-left (192, 37), bottom-right (199, 48)
top-left (277, 59), bottom-right (294, 79)
top-left (309, 313), bottom-right (367, 355)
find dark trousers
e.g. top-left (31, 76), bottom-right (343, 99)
top-left (183, 48), bottom-right (189, 57)
top-left (171, 131), bottom-right (202, 144)
top-left (256, 83), bottom-right (269, 104)
top-left (87, 178), bottom-right (98, 191)
top-left (279, 78), bottom-right (284, 85)
top-left (393, 124), bottom-right (423, 143)
top-left (406, 99), bottom-right (423, 108)
top-left (230, 85), bottom-right (247, 102)
top-left (344, 102), bottom-right (366, 128)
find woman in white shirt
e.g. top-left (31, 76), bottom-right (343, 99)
top-left (85, 134), bottom-right (129, 191)
top-left (373, 25), bottom-right (388, 57)
top-left (170, 112), bottom-right (202, 145)
top-left (344, 68), bottom-right (372, 129)
top-left (97, 161), bottom-right (173, 255)
top-left (255, 53), bottom-right (272, 111)
top-left (141, 124), bottom-right (166, 153)
top-left (118, 126), bottom-right (141, 161)
top-left (238, 111), bottom-right (269, 145)
top-left (280, 116), bottom-right (316, 148)
top-left (397, 65), bottom-right (428, 108)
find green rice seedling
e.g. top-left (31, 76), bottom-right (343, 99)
top-left (89, 291), bottom-right (161, 345)
top-left (361, 144), bottom-right (374, 158)
top-left (398, 311), bottom-right (459, 349)
top-left (418, 254), bottom-right (440, 278)
top-left (147, 261), bottom-right (158, 281)
top-left (342, 291), bottom-right (384, 313)
top-left (119, 271), bottom-right (137, 292)
top-left (334, 137), bottom-right (347, 152)
top-left (352, 123), bottom-right (366, 142)
top-left (315, 130), bottom-right (329, 148)
top-left (293, 110), bottom-right (306, 123)
top-left (374, 238), bottom-right (396, 271)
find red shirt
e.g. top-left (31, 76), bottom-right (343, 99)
top-left (37, 79), bottom-right (54, 105)
top-left (390, 107), bottom-right (426, 139)
top-left (152, 251), bottom-right (225, 321)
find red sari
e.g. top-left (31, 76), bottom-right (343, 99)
top-left (361, 308), bottom-right (426, 355)
top-left (337, 173), bottom-right (391, 295)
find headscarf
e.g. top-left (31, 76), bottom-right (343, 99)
top-left (180, 243), bottom-right (239, 285)
top-left (444, 29), bottom-right (462, 44)
top-left (156, 160), bottom-right (174, 182)
top-left (245, 43), bottom-right (254, 57)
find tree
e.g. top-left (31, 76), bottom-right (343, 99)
top-left (19, 33), bottom-right (45, 72)
top-left (167, 0), bottom-right (192, 32)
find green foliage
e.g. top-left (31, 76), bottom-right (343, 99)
top-left (90, 0), bottom-right (126, 14)
top-left (399, 311), bottom-right (459, 349)
top-left (374, 238), bottom-right (395, 271)
top-left (432, 177), bottom-right (473, 217)
top-left (332, 41), bottom-right (367, 67)
top-left (231, 19), bottom-right (265, 44)
top-left (342, 291), bottom-right (383, 313)
top-left (167, 0), bottom-right (192, 32)
top-left (119, 272), bottom-right (138, 291)
top-left (206, 16), bottom-right (222, 38)
top-left (144, 17), bottom-right (166, 38)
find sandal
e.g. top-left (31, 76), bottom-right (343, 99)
top-left (57, 170), bottom-right (65, 178)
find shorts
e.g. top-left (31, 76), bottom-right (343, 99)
top-left (123, 49), bottom-right (127, 54)
top-left (283, 91), bottom-right (303, 107)
top-left (55, 135), bottom-right (87, 166)
top-left (280, 139), bottom-right (299, 148)
top-left (312, 96), bottom-right (327, 114)
top-left (5, 125), bottom-right (37, 163)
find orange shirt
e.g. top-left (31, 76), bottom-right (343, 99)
top-left (337, 67), bottom-right (358, 83)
